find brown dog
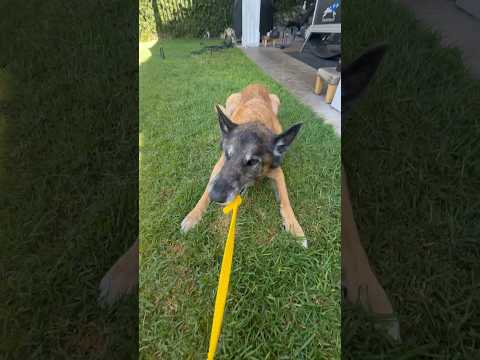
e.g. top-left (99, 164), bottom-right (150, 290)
top-left (98, 84), bottom-right (307, 304)
top-left (181, 84), bottom-right (307, 247)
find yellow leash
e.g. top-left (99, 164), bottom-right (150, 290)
top-left (207, 195), bottom-right (242, 360)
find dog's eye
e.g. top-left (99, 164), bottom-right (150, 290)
top-left (245, 158), bottom-right (260, 166)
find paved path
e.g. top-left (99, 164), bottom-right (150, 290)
top-left (399, 0), bottom-right (480, 79)
top-left (241, 47), bottom-right (342, 137)
top-left (230, 0), bottom-right (480, 138)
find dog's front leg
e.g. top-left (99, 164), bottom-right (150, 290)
top-left (181, 155), bottom-right (225, 233)
top-left (98, 238), bottom-right (139, 306)
top-left (342, 166), bottom-right (400, 340)
top-left (267, 167), bottom-right (307, 248)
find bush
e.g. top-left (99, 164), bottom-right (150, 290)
top-left (139, 0), bottom-right (233, 40)
top-left (138, 0), bottom-right (306, 40)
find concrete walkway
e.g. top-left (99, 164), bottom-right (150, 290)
top-left (240, 47), bottom-right (341, 137)
top-left (239, 0), bottom-right (480, 139)
top-left (399, 0), bottom-right (480, 79)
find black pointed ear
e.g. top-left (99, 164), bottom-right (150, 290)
top-left (342, 43), bottom-right (388, 113)
top-left (272, 123), bottom-right (302, 167)
top-left (216, 104), bottom-right (237, 135)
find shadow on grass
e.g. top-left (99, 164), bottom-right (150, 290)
top-left (342, 0), bottom-right (480, 358)
top-left (0, 1), bottom-right (138, 358)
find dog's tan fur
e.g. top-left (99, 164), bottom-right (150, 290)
top-left (99, 84), bottom-right (305, 305)
top-left (98, 239), bottom-right (138, 305)
top-left (342, 167), bottom-right (393, 314)
top-left (181, 84), bottom-right (305, 240)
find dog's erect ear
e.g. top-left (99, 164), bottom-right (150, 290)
top-left (272, 123), bottom-right (302, 167)
top-left (342, 43), bottom-right (388, 113)
top-left (216, 104), bottom-right (237, 135)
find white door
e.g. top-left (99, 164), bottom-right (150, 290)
top-left (242, 0), bottom-right (261, 47)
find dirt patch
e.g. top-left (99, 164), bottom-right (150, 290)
top-left (163, 296), bottom-right (179, 315)
top-left (211, 211), bottom-right (230, 234)
top-left (255, 227), bottom-right (278, 245)
top-left (168, 243), bottom-right (185, 256)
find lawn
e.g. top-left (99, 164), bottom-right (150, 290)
top-left (139, 40), bottom-right (341, 359)
top-left (0, 1), bottom-right (138, 358)
top-left (342, 0), bottom-right (480, 358)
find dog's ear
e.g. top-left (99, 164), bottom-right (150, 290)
top-left (342, 43), bottom-right (388, 114)
top-left (272, 123), bottom-right (302, 167)
top-left (215, 104), bottom-right (237, 135)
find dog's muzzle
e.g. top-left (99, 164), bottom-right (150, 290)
top-left (209, 186), bottom-right (248, 206)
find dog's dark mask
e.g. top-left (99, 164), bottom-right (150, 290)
top-left (208, 105), bottom-right (302, 204)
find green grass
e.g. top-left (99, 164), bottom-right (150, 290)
top-left (139, 40), bottom-right (341, 359)
top-left (0, 1), bottom-right (138, 358)
top-left (342, 0), bottom-right (480, 358)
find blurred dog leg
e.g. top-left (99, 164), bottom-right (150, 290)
top-left (342, 166), bottom-right (400, 341)
top-left (99, 238), bottom-right (139, 306)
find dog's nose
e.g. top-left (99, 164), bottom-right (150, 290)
top-left (209, 187), bottom-right (229, 204)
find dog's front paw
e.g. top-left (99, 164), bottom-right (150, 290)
top-left (280, 211), bottom-right (305, 237)
top-left (374, 315), bottom-right (401, 342)
top-left (98, 252), bottom-right (138, 306)
top-left (299, 237), bottom-right (308, 248)
top-left (181, 211), bottom-right (202, 233)
top-left (280, 210), bottom-right (307, 248)
top-left (342, 270), bottom-right (400, 341)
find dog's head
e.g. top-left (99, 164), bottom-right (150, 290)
top-left (208, 105), bottom-right (302, 204)
top-left (342, 43), bottom-right (388, 116)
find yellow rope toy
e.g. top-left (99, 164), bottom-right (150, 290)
top-left (207, 195), bottom-right (242, 360)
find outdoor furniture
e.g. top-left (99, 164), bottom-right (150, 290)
top-left (314, 67), bottom-right (340, 104)
top-left (262, 35), bottom-right (278, 47)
